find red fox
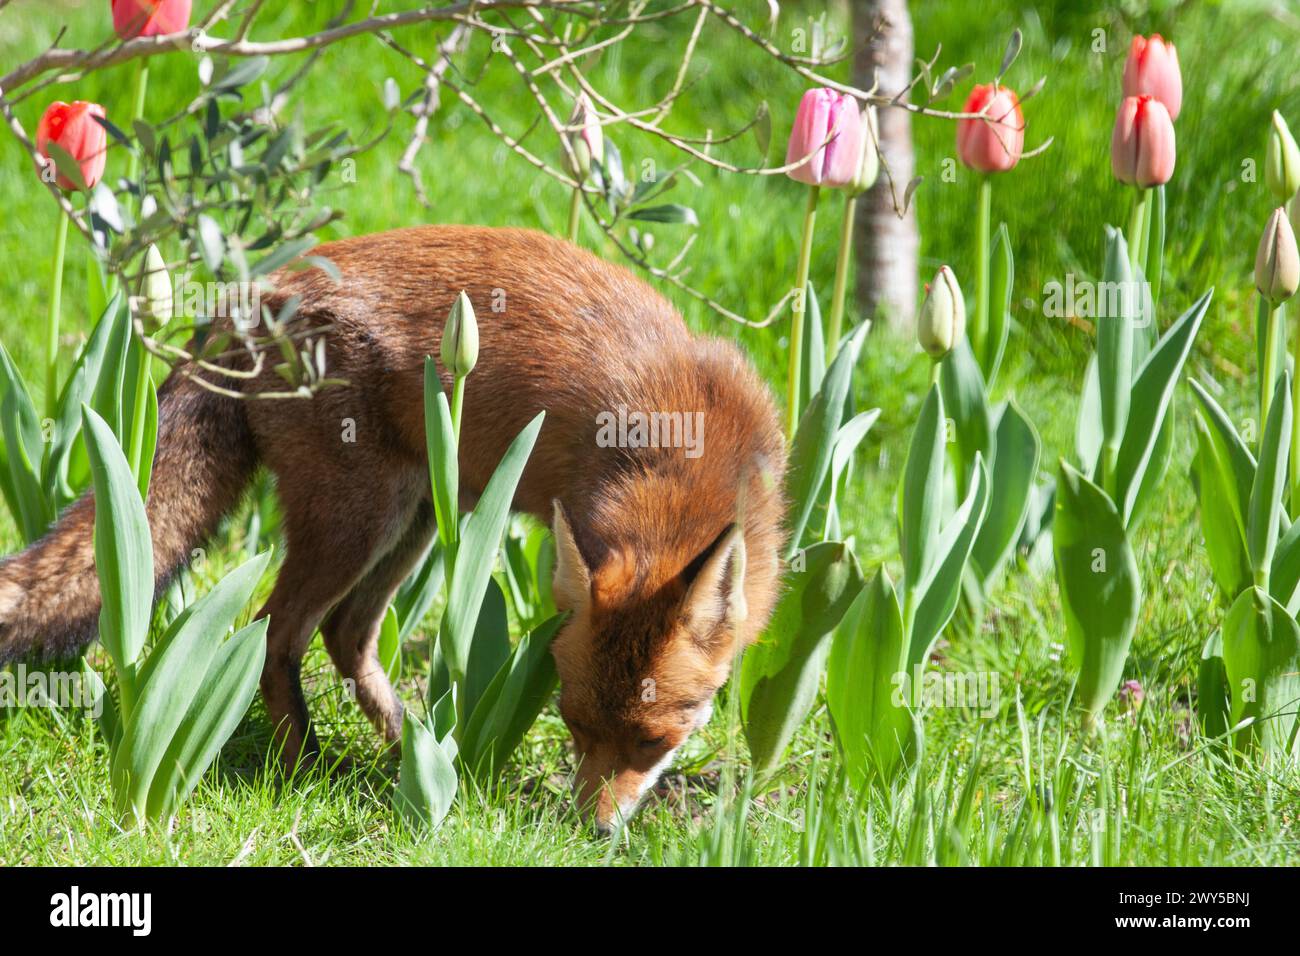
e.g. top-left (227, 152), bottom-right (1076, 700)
top-left (0, 225), bottom-right (787, 832)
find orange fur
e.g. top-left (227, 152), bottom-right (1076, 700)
top-left (0, 225), bottom-right (787, 826)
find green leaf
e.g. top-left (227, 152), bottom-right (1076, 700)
top-left (1221, 587), bottom-right (1300, 759)
top-left (1197, 629), bottom-right (1230, 744)
top-left (1096, 227), bottom-right (1135, 468)
top-left (1053, 460), bottom-right (1141, 722)
top-left (441, 413), bottom-right (544, 682)
top-left (456, 611), bottom-right (565, 779)
top-left (798, 282), bottom-right (826, 417)
top-left (899, 384), bottom-right (946, 591)
top-left (1, 386), bottom-right (51, 543)
top-left (423, 358), bottom-right (459, 555)
top-left (112, 551), bottom-right (272, 821)
top-left (827, 567), bottom-right (919, 787)
top-left (627, 204), bottom-right (698, 226)
top-left (740, 541), bottom-right (865, 774)
top-left (981, 222), bottom-right (1014, 387)
top-left (429, 577), bottom-right (511, 718)
top-left (1247, 372), bottom-right (1291, 579)
top-left (82, 405), bottom-right (153, 674)
top-left (910, 454), bottom-right (989, 669)
top-left (940, 338), bottom-right (992, 495)
top-left (1112, 290), bottom-right (1210, 526)
top-left (394, 545), bottom-right (444, 641)
top-left (1192, 411), bottom-right (1252, 603)
top-left (970, 401), bottom-right (1041, 587)
top-left (378, 605), bottom-right (402, 685)
top-left (825, 409), bottom-right (881, 519)
top-left (145, 618), bottom-right (268, 819)
top-left (394, 711), bottom-right (458, 831)
top-left (785, 324), bottom-right (868, 557)
top-left (1075, 354), bottom-right (1102, 476)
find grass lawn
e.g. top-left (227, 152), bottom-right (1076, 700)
top-left (1, 0), bottom-right (1298, 865)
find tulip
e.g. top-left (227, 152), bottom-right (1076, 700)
top-left (1111, 96), bottom-right (1176, 189)
top-left (35, 101), bottom-right (108, 192)
top-left (111, 0), bottom-right (192, 39)
top-left (955, 84), bottom-right (1025, 174)
top-left (1256, 208), bottom-right (1300, 452)
top-left (1266, 111), bottom-right (1300, 203)
top-left (138, 244), bottom-right (173, 327)
top-left (1256, 208), bottom-right (1299, 307)
top-left (918, 266), bottom-right (966, 362)
top-left (956, 84), bottom-right (1024, 379)
top-left (566, 93), bottom-right (604, 243)
top-left (785, 88), bottom-right (865, 188)
top-left (1122, 34), bottom-right (1182, 122)
top-left (443, 291), bottom-right (479, 437)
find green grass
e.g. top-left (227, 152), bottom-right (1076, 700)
top-left (2, 0), bottom-right (1300, 865)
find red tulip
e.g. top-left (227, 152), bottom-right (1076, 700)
top-left (1122, 34), bottom-right (1182, 122)
top-left (956, 84), bottom-right (1025, 173)
top-left (35, 101), bottom-right (108, 192)
top-left (1111, 95), bottom-right (1176, 188)
top-left (785, 88), bottom-right (864, 188)
top-left (111, 0), bottom-right (192, 40)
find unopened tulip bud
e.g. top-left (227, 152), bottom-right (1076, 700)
top-left (918, 266), bottom-right (966, 358)
top-left (1257, 208), bottom-right (1300, 306)
top-left (568, 93), bottom-right (604, 179)
top-left (442, 291), bottom-right (479, 378)
top-left (847, 106), bottom-right (880, 196)
top-left (138, 244), bottom-right (173, 326)
top-left (1111, 95), bottom-right (1176, 188)
top-left (1266, 111), bottom-right (1300, 203)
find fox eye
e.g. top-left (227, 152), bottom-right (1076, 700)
top-left (638, 735), bottom-right (667, 750)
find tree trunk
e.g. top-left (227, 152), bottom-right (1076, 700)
top-left (853, 0), bottom-right (918, 334)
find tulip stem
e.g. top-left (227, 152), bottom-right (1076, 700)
top-left (567, 188), bottom-right (581, 244)
top-left (786, 185), bottom-right (820, 438)
top-left (826, 191), bottom-right (858, 360)
top-left (450, 374), bottom-right (466, 444)
top-left (973, 176), bottom-right (992, 369)
top-left (1260, 296), bottom-right (1283, 441)
top-left (45, 212), bottom-right (69, 422)
top-left (1127, 188), bottom-right (1151, 273)
top-left (127, 62), bottom-right (149, 189)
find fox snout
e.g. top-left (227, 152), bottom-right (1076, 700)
top-left (572, 742), bottom-right (677, 835)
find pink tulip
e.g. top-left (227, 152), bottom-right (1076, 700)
top-left (36, 101), bottom-right (108, 192)
top-left (1123, 34), bottom-right (1182, 122)
top-left (956, 84), bottom-right (1025, 173)
top-left (111, 0), bottom-right (192, 40)
top-left (1111, 95), bottom-right (1176, 188)
top-left (785, 88), bottom-right (864, 188)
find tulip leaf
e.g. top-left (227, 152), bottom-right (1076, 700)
top-left (441, 412), bottom-right (544, 684)
top-left (82, 405), bottom-right (153, 675)
top-left (939, 338), bottom-right (992, 495)
top-left (1053, 460), bottom-right (1141, 722)
top-left (741, 541), bottom-right (864, 775)
top-left (981, 222), bottom-right (1014, 388)
top-left (378, 604), bottom-right (402, 685)
top-left (394, 711), bottom-right (458, 831)
top-left (1113, 289), bottom-right (1210, 526)
top-left (423, 358), bottom-right (459, 556)
top-left (1221, 587), bottom-right (1300, 759)
top-left (910, 454), bottom-right (989, 670)
top-left (1192, 412), bottom-right (1252, 603)
top-left (1096, 227), bottom-right (1135, 473)
top-left (899, 384), bottom-right (946, 590)
top-left (970, 401), bottom-right (1041, 586)
top-left (798, 281), bottom-right (826, 418)
top-left (785, 323), bottom-right (868, 558)
top-left (456, 611), bottom-right (565, 779)
top-left (827, 567), bottom-right (919, 787)
top-left (1197, 629), bottom-right (1231, 744)
top-left (1247, 373), bottom-right (1291, 578)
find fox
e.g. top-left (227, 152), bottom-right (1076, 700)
top-left (0, 225), bottom-right (787, 832)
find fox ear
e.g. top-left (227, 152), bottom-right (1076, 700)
top-left (552, 500), bottom-right (591, 611)
top-left (681, 524), bottom-right (748, 636)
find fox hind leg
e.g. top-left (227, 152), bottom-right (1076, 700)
top-left (321, 499), bottom-right (435, 745)
top-left (256, 474), bottom-right (424, 769)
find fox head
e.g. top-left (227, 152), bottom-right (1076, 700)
top-left (548, 501), bottom-right (751, 834)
